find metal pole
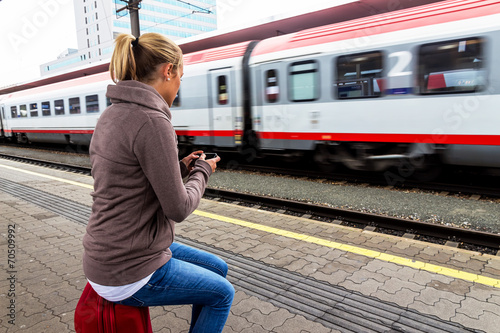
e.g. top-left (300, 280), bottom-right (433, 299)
top-left (130, 7), bottom-right (140, 37)
top-left (128, 1), bottom-right (141, 37)
top-left (117, 1), bottom-right (141, 37)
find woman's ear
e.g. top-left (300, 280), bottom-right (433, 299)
top-left (163, 63), bottom-right (174, 80)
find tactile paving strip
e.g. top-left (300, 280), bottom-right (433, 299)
top-left (0, 177), bottom-right (481, 333)
top-left (178, 238), bottom-right (479, 333)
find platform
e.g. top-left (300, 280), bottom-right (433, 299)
top-left (0, 158), bottom-right (499, 333)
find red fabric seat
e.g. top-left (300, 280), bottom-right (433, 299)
top-left (427, 73), bottom-right (446, 90)
top-left (75, 283), bottom-right (153, 333)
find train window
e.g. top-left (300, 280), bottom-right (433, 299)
top-left (106, 97), bottom-right (112, 107)
top-left (217, 76), bottom-right (228, 105)
top-left (418, 37), bottom-right (485, 94)
top-left (11, 106), bottom-right (17, 118)
top-left (69, 97), bottom-right (81, 114)
top-left (265, 70), bottom-right (279, 103)
top-left (19, 105), bottom-right (27, 118)
top-left (86, 94), bottom-right (99, 113)
top-left (289, 61), bottom-right (319, 102)
top-left (30, 103), bottom-right (38, 117)
top-left (172, 88), bottom-right (180, 107)
top-left (55, 99), bottom-right (65, 115)
top-left (42, 101), bottom-right (51, 116)
top-left (336, 51), bottom-right (383, 99)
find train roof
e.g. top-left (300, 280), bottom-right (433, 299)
top-left (3, 40), bottom-right (255, 101)
top-left (183, 41), bottom-right (254, 66)
top-left (2, 72), bottom-right (111, 103)
top-left (251, 0), bottom-right (500, 57)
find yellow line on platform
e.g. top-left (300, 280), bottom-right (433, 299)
top-left (193, 210), bottom-right (500, 289)
top-left (2, 161), bottom-right (498, 289)
top-left (0, 164), bottom-right (94, 189)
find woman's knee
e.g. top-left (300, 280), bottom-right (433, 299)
top-left (220, 280), bottom-right (235, 306)
top-left (214, 258), bottom-right (228, 277)
top-left (210, 278), bottom-right (234, 309)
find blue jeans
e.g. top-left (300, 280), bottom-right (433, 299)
top-left (118, 242), bottom-right (235, 333)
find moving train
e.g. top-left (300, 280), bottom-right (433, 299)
top-left (2, 0), bottom-right (500, 176)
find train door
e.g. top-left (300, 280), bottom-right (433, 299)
top-left (0, 105), bottom-right (4, 138)
top-left (208, 68), bottom-right (237, 147)
top-left (257, 63), bottom-right (288, 150)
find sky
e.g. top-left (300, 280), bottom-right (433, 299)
top-left (0, 0), bottom-right (335, 89)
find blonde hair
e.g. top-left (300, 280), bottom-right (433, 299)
top-left (109, 33), bottom-right (183, 83)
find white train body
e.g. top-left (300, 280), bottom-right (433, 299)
top-left (172, 41), bottom-right (253, 150)
top-left (1, 72), bottom-right (110, 145)
top-left (1, 0), bottom-right (500, 173)
top-left (247, 0), bottom-right (500, 170)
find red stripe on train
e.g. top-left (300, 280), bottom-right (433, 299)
top-left (6, 129), bottom-right (94, 134)
top-left (257, 132), bottom-right (500, 145)
top-left (6, 129), bottom-right (243, 137)
top-left (175, 130), bottom-right (242, 137)
top-left (6, 129), bottom-right (499, 145)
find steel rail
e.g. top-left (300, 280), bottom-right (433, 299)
top-left (204, 188), bottom-right (500, 252)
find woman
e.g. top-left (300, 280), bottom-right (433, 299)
top-left (82, 33), bottom-right (234, 332)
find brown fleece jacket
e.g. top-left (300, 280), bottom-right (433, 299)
top-left (82, 80), bottom-right (212, 286)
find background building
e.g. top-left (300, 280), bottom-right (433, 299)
top-left (41, 0), bottom-right (217, 77)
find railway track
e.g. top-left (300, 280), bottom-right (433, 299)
top-left (233, 159), bottom-right (500, 200)
top-left (1, 151), bottom-right (499, 255)
top-left (204, 188), bottom-right (500, 254)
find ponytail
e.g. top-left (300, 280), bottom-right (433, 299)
top-left (109, 33), bottom-right (183, 84)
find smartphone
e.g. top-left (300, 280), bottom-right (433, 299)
top-left (189, 153), bottom-right (218, 167)
top-left (204, 153), bottom-right (218, 159)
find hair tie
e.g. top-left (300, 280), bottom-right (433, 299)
top-left (131, 37), bottom-right (139, 47)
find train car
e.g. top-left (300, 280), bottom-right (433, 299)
top-left (0, 72), bottom-right (111, 146)
top-left (171, 40), bottom-right (258, 155)
top-left (247, 0), bottom-right (500, 172)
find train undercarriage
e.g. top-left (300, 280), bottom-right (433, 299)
top-left (312, 142), bottom-right (443, 176)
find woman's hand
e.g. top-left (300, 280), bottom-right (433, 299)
top-left (181, 150), bottom-right (203, 171)
top-left (199, 153), bottom-right (221, 173)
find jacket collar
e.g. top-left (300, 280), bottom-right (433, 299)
top-left (106, 80), bottom-right (172, 120)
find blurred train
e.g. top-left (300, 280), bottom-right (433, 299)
top-left (2, 0), bottom-right (500, 175)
